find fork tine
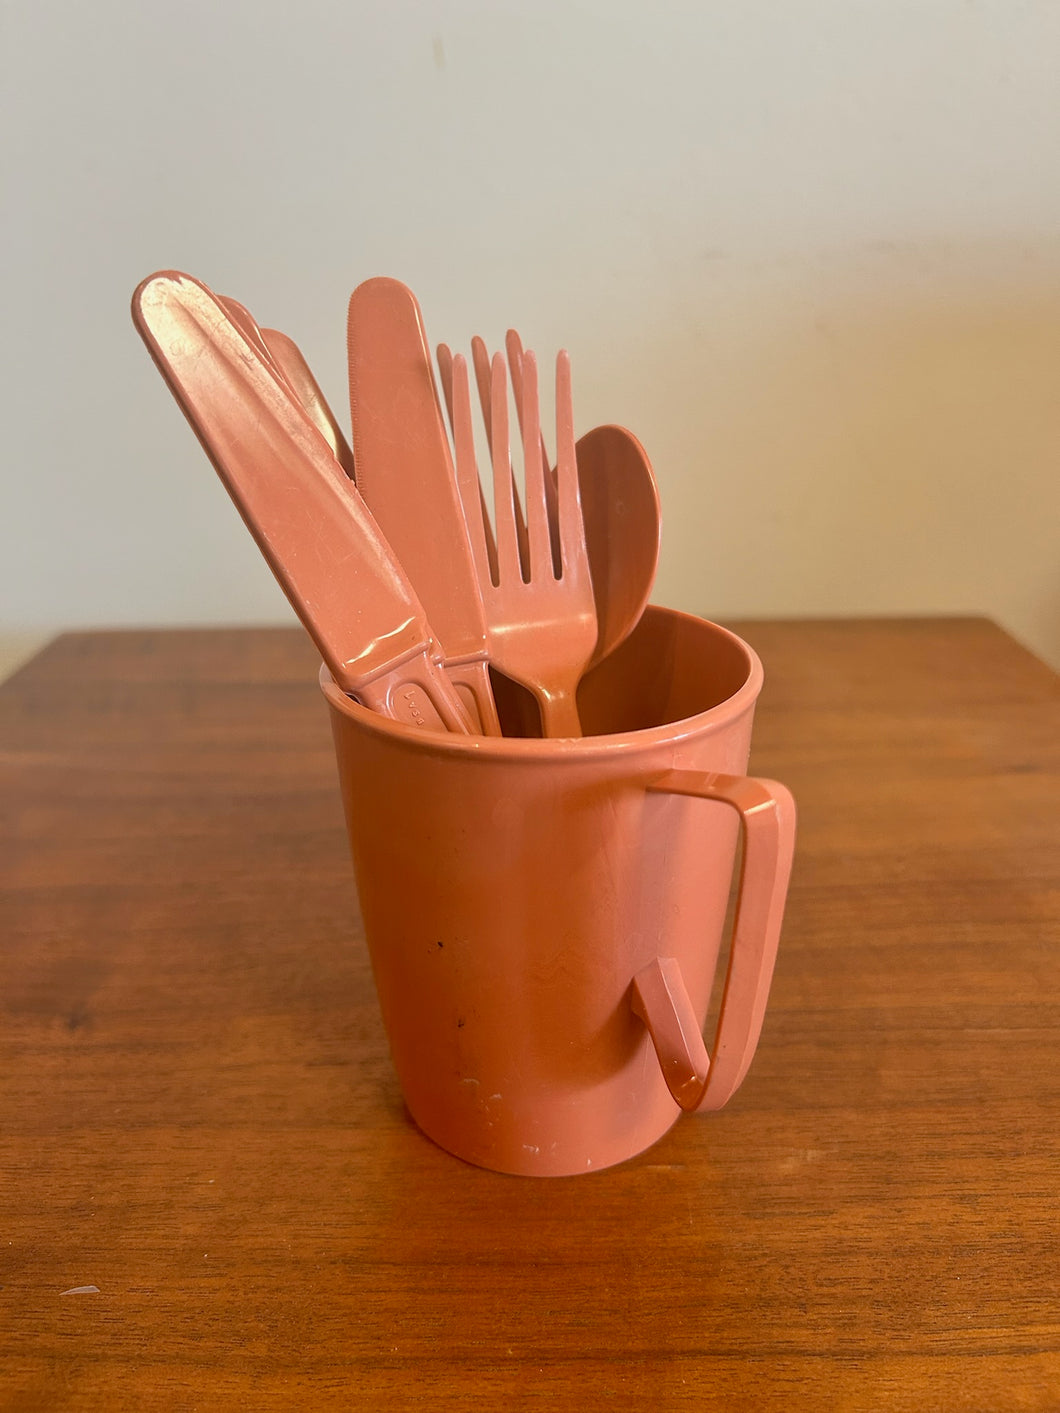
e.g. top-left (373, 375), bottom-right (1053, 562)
top-left (506, 329), bottom-right (560, 574)
top-left (436, 341), bottom-right (457, 427)
top-left (554, 349), bottom-right (585, 580)
top-left (489, 353), bottom-right (523, 582)
top-left (474, 334), bottom-right (530, 577)
top-left (445, 350), bottom-right (499, 590)
top-left (437, 343), bottom-right (499, 584)
top-left (470, 337), bottom-right (493, 441)
top-left (518, 350), bottom-right (554, 580)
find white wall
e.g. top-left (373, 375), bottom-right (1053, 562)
top-left (4, 0), bottom-right (1059, 672)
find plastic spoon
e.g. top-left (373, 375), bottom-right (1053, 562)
top-left (574, 424), bottom-right (661, 668)
top-left (133, 270), bottom-right (472, 734)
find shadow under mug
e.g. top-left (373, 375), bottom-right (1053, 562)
top-left (321, 606), bottom-right (796, 1177)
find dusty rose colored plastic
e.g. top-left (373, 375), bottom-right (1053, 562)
top-left (502, 333), bottom-right (661, 671)
top-left (346, 278), bottom-right (501, 737)
top-left (322, 605), bottom-right (796, 1176)
top-left (503, 329), bottom-right (560, 568)
top-left (446, 345), bottom-right (597, 738)
top-left (574, 424), bottom-right (661, 668)
top-left (132, 271), bottom-right (471, 734)
top-left (630, 769), bottom-right (795, 1110)
top-left (435, 341), bottom-right (503, 581)
top-left (219, 298), bottom-right (357, 481)
top-left (218, 295), bottom-right (288, 383)
top-left (441, 337), bottom-right (661, 675)
top-left (260, 327), bottom-right (357, 481)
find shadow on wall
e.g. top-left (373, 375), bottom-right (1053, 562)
top-left (579, 248), bottom-right (1060, 670)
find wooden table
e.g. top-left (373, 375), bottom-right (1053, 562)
top-left (2, 618), bottom-right (1057, 1410)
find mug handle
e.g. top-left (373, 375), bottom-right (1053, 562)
top-left (630, 770), bottom-right (796, 1112)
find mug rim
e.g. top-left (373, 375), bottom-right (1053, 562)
top-left (319, 605), bottom-right (764, 760)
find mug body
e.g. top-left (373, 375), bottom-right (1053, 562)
top-left (322, 607), bottom-right (764, 1176)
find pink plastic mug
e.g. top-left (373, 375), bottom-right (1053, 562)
top-left (321, 606), bottom-right (796, 1176)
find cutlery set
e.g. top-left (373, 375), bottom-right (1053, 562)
top-left (133, 269), bottom-right (797, 1177)
top-left (133, 270), bottom-right (660, 738)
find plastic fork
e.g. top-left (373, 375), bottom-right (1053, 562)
top-left (466, 329), bottom-right (661, 673)
top-left (442, 343), bottom-right (597, 737)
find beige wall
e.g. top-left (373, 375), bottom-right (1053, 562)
top-left (642, 249), bottom-right (1060, 660)
top-left (3, 2), bottom-right (1058, 673)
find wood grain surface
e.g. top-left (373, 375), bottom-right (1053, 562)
top-left (2, 618), bottom-right (1057, 1411)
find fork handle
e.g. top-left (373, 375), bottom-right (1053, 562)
top-left (535, 681), bottom-right (583, 738)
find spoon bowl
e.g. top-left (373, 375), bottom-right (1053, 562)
top-left (576, 424), bottom-right (661, 669)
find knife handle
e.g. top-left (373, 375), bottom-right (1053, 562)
top-left (358, 650), bottom-right (475, 733)
top-left (443, 660), bottom-right (503, 736)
